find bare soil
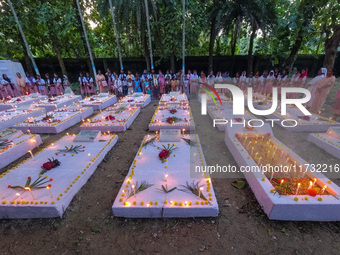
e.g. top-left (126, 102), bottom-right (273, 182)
top-left (1, 92), bottom-right (340, 255)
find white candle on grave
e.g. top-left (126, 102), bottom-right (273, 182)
top-left (199, 187), bottom-right (203, 199)
top-left (308, 181), bottom-right (312, 190)
top-left (313, 178), bottom-right (317, 187)
top-left (280, 179), bottom-right (284, 186)
top-left (164, 174), bottom-right (168, 182)
top-left (132, 185), bottom-right (136, 197)
top-left (25, 187), bottom-right (35, 200)
top-left (270, 171), bottom-right (274, 181)
top-left (321, 185), bottom-right (327, 194)
top-left (28, 150), bottom-right (34, 159)
top-left (295, 183), bottom-right (301, 195)
top-left (47, 186), bottom-right (53, 198)
top-left (88, 153), bottom-right (91, 160)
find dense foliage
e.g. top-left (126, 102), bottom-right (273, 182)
top-left (0, 0), bottom-right (339, 73)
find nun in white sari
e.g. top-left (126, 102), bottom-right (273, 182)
top-left (306, 67), bottom-right (326, 108)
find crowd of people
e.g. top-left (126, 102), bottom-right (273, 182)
top-left (0, 66), bottom-right (338, 120)
top-left (0, 72), bottom-right (72, 99)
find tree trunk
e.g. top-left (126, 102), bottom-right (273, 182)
top-left (141, 29), bottom-right (150, 71)
top-left (208, 20), bottom-right (217, 72)
top-left (52, 38), bottom-right (67, 76)
top-left (18, 34), bottom-right (33, 74)
top-left (73, 0), bottom-right (92, 74)
top-left (323, 25), bottom-right (340, 69)
top-left (170, 53), bottom-right (175, 73)
top-left (247, 28), bottom-right (256, 74)
top-left (284, 36), bottom-right (303, 71)
top-left (230, 17), bottom-right (241, 74)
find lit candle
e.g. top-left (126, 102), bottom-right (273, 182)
top-left (66, 132), bottom-right (69, 136)
top-left (199, 187), bottom-right (203, 199)
top-left (25, 187), bottom-right (35, 200)
top-left (27, 129), bottom-right (31, 134)
top-left (308, 181), bottom-right (312, 190)
top-left (28, 150), bottom-right (34, 159)
top-left (280, 179), bottom-right (284, 186)
top-left (15, 192), bottom-right (22, 200)
top-left (321, 185), bottom-right (327, 194)
top-left (138, 152), bottom-right (142, 159)
top-left (258, 157), bottom-right (262, 165)
top-left (47, 186), bottom-right (53, 198)
top-left (132, 185), bottom-right (136, 197)
top-left (88, 153), bottom-right (91, 160)
top-left (270, 171), bottom-right (274, 181)
top-left (295, 183), bottom-right (301, 195)
top-left (51, 143), bottom-right (54, 146)
top-left (313, 178), bottom-right (317, 187)
top-left (182, 128), bottom-right (185, 135)
top-left (164, 174), bottom-right (168, 182)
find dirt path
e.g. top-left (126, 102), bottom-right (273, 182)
top-left (1, 98), bottom-right (340, 255)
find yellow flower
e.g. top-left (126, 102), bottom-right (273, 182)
top-left (174, 201), bottom-right (178, 206)
top-left (201, 201), bottom-right (205, 205)
top-left (164, 200), bottom-right (168, 204)
top-left (141, 201), bottom-right (144, 205)
top-left (133, 201), bottom-right (136, 205)
top-left (149, 201), bottom-right (153, 205)
top-left (327, 180), bottom-right (332, 184)
top-left (155, 201), bottom-right (158, 205)
top-left (270, 189), bottom-right (274, 193)
top-left (305, 197), bottom-right (309, 200)
top-left (209, 197), bottom-right (212, 201)
top-left (205, 200), bottom-right (209, 204)
top-left (262, 178), bottom-right (266, 181)
top-left (294, 197), bottom-right (298, 201)
top-left (179, 202), bottom-right (183, 206)
top-left (318, 197), bottom-right (323, 201)
top-left (196, 201), bottom-right (199, 205)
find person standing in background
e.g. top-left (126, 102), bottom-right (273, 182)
top-left (26, 72), bottom-right (37, 94)
top-left (106, 69), bottom-right (115, 94)
top-left (306, 68), bottom-right (326, 108)
top-left (310, 68), bottom-right (336, 114)
top-left (2, 74), bottom-right (20, 97)
top-left (96, 70), bottom-right (106, 93)
top-left (85, 72), bottom-right (95, 96)
top-left (158, 71), bottom-right (165, 95)
top-left (16, 72), bottom-right (27, 95)
top-left (53, 73), bottom-right (64, 95)
top-left (45, 73), bottom-right (56, 96)
top-left (35, 75), bottom-right (48, 95)
top-left (134, 75), bottom-right (142, 93)
top-left (63, 75), bottom-right (72, 94)
top-left (170, 76), bottom-right (179, 92)
top-left (78, 72), bottom-right (87, 97)
top-left (239, 71), bottom-right (247, 90)
top-left (0, 78), bottom-right (8, 99)
top-left (190, 70), bottom-right (199, 94)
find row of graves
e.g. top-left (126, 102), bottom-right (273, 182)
top-left (1, 88), bottom-right (339, 221)
top-left (0, 92), bottom-right (145, 218)
top-left (205, 89), bottom-right (340, 221)
top-left (112, 92), bottom-right (218, 218)
top-left (0, 91), bottom-right (219, 219)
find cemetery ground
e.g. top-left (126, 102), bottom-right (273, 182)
top-left (0, 79), bottom-right (340, 255)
